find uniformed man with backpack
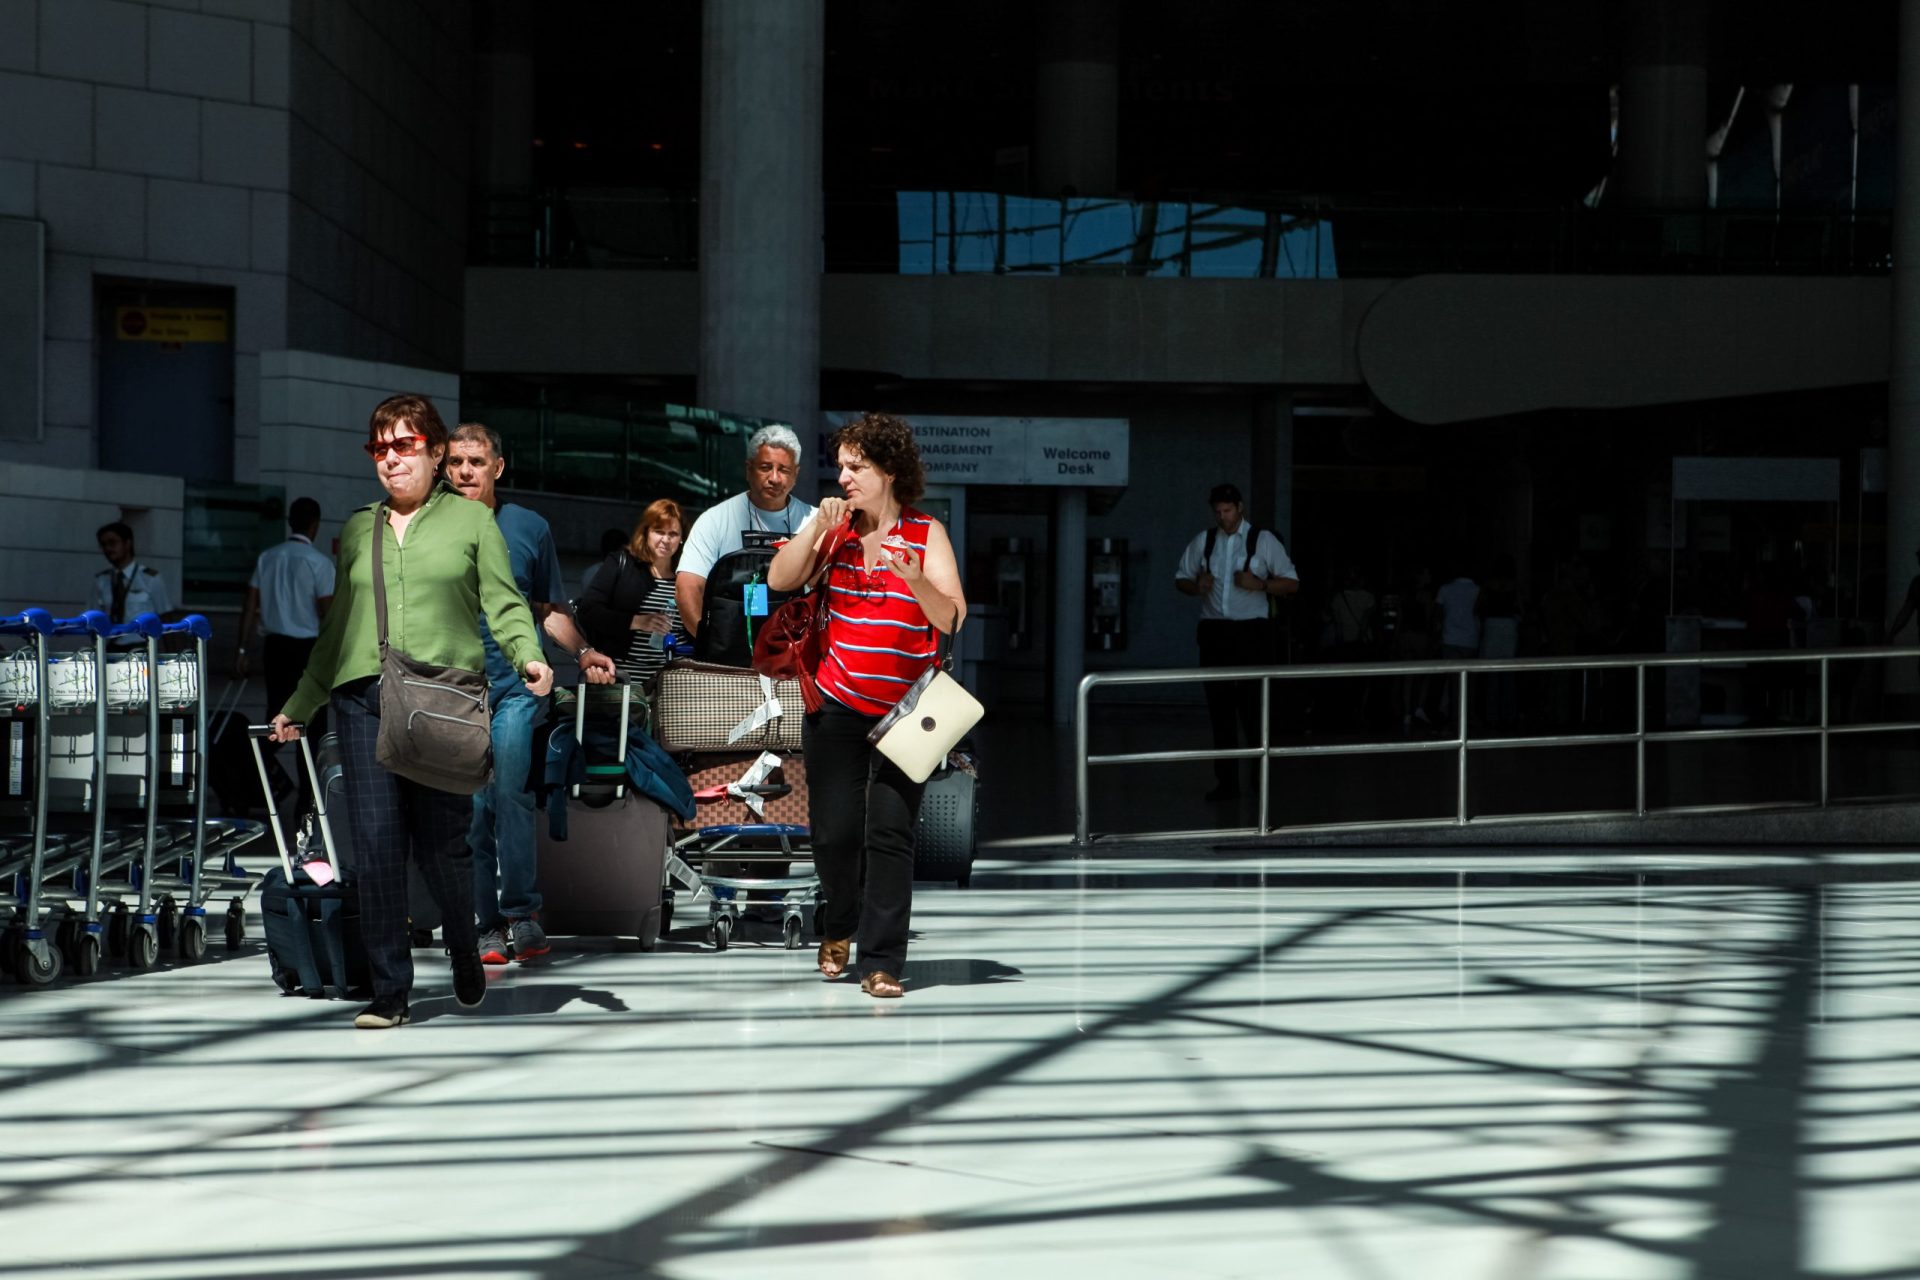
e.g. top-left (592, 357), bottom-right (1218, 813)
top-left (1174, 483), bottom-right (1299, 803)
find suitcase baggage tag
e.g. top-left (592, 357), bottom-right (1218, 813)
top-left (743, 582), bottom-right (769, 617)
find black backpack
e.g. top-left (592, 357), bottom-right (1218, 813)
top-left (695, 545), bottom-right (800, 667)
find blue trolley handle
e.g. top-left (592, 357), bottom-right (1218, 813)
top-left (48, 610), bottom-right (113, 637)
top-left (159, 614), bottom-right (212, 640)
top-left (0, 608), bottom-right (52, 636)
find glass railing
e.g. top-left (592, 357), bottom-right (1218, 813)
top-left (470, 186), bottom-right (1895, 278)
top-left (459, 379), bottom-right (781, 511)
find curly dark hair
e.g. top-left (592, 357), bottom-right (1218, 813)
top-left (829, 412), bottom-right (926, 506)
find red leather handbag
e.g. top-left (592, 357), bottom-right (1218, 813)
top-left (751, 522), bottom-right (851, 714)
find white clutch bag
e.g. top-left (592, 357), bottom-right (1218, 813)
top-left (868, 663), bottom-right (984, 784)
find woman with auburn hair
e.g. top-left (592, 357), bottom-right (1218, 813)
top-left (576, 498), bottom-right (689, 687)
top-left (269, 392), bottom-right (554, 1030)
top-left (767, 412), bottom-right (966, 999)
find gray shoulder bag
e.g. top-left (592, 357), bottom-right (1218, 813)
top-left (371, 507), bottom-right (494, 794)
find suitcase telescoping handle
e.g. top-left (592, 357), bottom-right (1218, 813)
top-left (571, 682), bottom-right (632, 799)
top-left (245, 724), bottom-right (340, 883)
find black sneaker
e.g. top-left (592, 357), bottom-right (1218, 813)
top-left (449, 947), bottom-right (486, 1008)
top-left (353, 994), bottom-right (410, 1029)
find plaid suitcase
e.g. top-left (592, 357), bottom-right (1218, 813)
top-left (654, 660), bottom-right (806, 753)
top-left (676, 750), bottom-right (809, 829)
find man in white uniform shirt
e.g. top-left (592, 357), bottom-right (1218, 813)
top-left (1175, 483), bottom-right (1299, 802)
top-left (91, 521), bottom-right (174, 624)
top-left (675, 424), bottom-right (817, 640)
top-left (234, 497), bottom-right (336, 731)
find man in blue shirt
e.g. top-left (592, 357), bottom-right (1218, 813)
top-left (447, 424), bottom-right (616, 965)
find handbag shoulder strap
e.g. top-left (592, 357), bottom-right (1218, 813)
top-left (371, 505), bottom-right (390, 651)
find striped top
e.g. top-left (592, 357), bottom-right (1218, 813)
top-left (614, 572), bottom-right (685, 687)
top-left (816, 509), bottom-right (940, 716)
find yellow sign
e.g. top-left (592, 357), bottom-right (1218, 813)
top-left (114, 307), bottom-right (229, 343)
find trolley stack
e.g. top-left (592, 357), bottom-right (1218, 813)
top-left (0, 607), bottom-right (265, 985)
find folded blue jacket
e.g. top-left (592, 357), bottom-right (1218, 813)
top-left (542, 716), bottom-right (696, 837)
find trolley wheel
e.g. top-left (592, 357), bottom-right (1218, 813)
top-left (660, 898), bottom-right (674, 934)
top-left (224, 903), bottom-right (245, 951)
top-left (73, 933), bottom-right (101, 977)
top-left (156, 899), bottom-right (178, 950)
top-left (106, 905), bottom-right (129, 958)
top-left (783, 916), bottom-right (803, 950)
top-left (15, 939), bottom-right (61, 986)
top-left (178, 916), bottom-right (207, 963)
top-left (710, 915), bottom-right (732, 952)
top-left (126, 924), bottom-right (158, 971)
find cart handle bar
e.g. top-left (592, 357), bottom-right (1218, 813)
top-left (0, 608), bottom-right (52, 636)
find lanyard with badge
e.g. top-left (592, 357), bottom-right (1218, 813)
top-left (741, 506), bottom-right (794, 641)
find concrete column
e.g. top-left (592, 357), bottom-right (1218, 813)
top-left (1886, 0), bottom-right (1920, 674)
top-left (1615, 0), bottom-right (1708, 210)
top-left (1249, 392), bottom-right (1294, 549)
top-left (1035, 0), bottom-right (1118, 197)
top-left (698, 0), bottom-right (824, 428)
top-left (1052, 486), bottom-right (1087, 726)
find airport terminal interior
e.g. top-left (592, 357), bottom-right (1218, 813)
top-left (3, 1), bottom-right (1920, 1275)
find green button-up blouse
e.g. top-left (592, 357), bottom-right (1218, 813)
top-left (281, 485), bottom-right (543, 724)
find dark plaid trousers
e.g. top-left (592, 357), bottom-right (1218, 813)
top-left (331, 678), bottom-right (478, 999)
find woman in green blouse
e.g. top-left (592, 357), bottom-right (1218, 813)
top-left (269, 393), bottom-right (553, 1029)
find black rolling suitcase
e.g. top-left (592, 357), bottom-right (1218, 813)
top-left (913, 746), bottom-right (978, 887)
top-left (537, 685), bottom-right (671, 950)
top-left (248, 726), bottom-right (371, 998)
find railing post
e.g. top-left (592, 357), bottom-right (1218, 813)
top-left (1074, 676), bottom-right (1091, 845)
top-left (1258, 671), bottom-right (1271, 834)
top-left (1819, 655), bottom-right (1830, 806)
top-left (1635, 664), bottom-right (1647, 818)
top-left (1455, 668), bottom-right (1469, 825)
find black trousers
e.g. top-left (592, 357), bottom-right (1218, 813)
top-left (805, 700), bottom-right (925, 979)
top-left (331, 678), bottom-right (478, 1000)
top-left (1197, 618), bottom-right (1271, 790)
top-left (264, 635), bottom-right (322, 795)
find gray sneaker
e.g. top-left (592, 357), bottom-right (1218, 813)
top-left (478, 925), bottom-right (511, 966)
top-left (509, 917), bottom-right (550, 962)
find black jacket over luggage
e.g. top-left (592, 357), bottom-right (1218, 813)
top-left (537, 685), bottom-right (670, 950)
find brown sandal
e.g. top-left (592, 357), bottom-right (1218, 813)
top-left (860, 971), bottom-right (904, 999)
top-left (817, 938), bottom-right (850, 978)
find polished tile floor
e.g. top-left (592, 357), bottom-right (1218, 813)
top-left (3, 865), bottom-right (1918, 1280)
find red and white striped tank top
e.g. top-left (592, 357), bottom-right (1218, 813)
top-left (816, 508), bottom-right (940, 716)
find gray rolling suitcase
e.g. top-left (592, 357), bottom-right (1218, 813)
top-left (536, 685), bottom-right (670, 950)
top-left (913, 748), bottom-right (977, 887)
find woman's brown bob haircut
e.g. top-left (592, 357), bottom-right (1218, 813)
top-left (367, 393), bottom-right (451, 453)
top-left (830, 412), bottom-right (926, 506)
top-left (629, 498), bottom-right (685, 563)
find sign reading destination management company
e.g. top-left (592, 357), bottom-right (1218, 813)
top-left (819, 414), bottom-right (1128, 487)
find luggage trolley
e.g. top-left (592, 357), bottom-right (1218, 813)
top-left (143, 615), bottom-right (265, 961)
top-left (666, 822), bottom-right (819, 952)
top-left (0, 609), bottom-right (62, 983)
top-left (17, 610), bottom-right (153, 976)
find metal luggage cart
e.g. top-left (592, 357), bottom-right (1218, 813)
top-left (1, 609), bottom-right (63, 983)
top-left (8, 610), bottom-right (149, 978)
top-left (666, 822), bottom-right (820, 952)
top-left (141, 615), bottom-right (265, 962)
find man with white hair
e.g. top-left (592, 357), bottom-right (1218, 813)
top-left (675, 423), bottom-right (817, 642)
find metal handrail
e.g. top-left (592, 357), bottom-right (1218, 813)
top-left (1073, 646), bottom-right (1920, 845)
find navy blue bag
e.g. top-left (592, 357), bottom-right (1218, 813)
top-left (259, 867), bottom-right (370, 998)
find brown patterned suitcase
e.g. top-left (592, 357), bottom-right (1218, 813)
top-left (654, 661), bottom-right (806, 753)
top-left (676, 750), bottom-right (809, 829)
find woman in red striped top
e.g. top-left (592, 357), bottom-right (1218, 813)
top-left (768, 413), bottom-right (967, 998)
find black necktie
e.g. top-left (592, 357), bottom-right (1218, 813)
top-left (110, 567), bottom-right (131, 623)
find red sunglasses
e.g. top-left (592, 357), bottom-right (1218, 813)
top-left (363, 434), bottom-right (428, 461)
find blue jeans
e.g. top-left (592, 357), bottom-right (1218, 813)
top-left (471, 688), bottom-right (546, 926)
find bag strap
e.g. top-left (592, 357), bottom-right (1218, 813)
top-left (371, 505), bottom-right (390, 652)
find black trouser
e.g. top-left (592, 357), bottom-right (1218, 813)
top-left (264, 634), bottom-right (318, 725)
top-left (805, 700), bottom-right (926, 979)
top-left (1197, 618), bottom-right (1271, 790)
top-left (331, 678), bottom-right (478, 1000)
